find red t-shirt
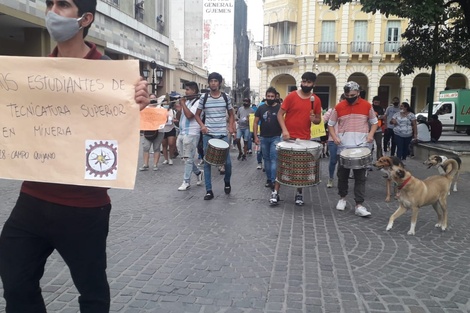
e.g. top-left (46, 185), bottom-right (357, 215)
top-left (281, 91), bottom-right (322, 140)
top-left (20, 42), bottom-right (111, 208)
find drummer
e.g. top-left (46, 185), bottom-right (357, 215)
top-left (270, 72), bottom-right (322, 206)
top-left (194, 72), bottom-right (236, 200)
top-left (327, 81), bottom-right (378, 217)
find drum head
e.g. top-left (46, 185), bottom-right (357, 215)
top-left (277, 140), bottom-right (321, 151)
top-left (340, 147), bottom-right (371, 158)
top-left (208, 138), bottom-right (229, 149)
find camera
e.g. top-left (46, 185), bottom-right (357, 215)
top-left (150, 99), bottom-right (158, 104)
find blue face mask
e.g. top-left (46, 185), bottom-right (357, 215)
top-left (45, 11), bottom-right (84, 42)
top-left (163, 105), bottom-right (169, 109)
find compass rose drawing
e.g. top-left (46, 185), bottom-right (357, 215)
top-left (85, 140), bottom-right (118, 179)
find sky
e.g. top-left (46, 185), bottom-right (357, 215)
top-left (202, 0), bottom-right (264, 86)
top-left (246, 0), bottom-right (264, 41)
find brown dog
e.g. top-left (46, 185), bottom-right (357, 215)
top-left (374, 156), bottom-right (405, 202)
top-left (424, 154), bottom-right (461, 192)
top-left (386, 159), bottom-right (459, 235)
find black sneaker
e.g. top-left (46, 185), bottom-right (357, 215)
top-left (237, 153), bottom-right (243, 160)
top-left (204, 190), bottom-right (214, 200)
top-left (265, 180), bottom-right (273, 188)
top-left (224, 182), bottom-right (231, 194)
top-left (241, 155), bottom-right (247, 161)
top-left (295, 193), bottom-right (304, 206)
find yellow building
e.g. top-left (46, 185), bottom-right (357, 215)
top-left (258, 0), bottom-right (470, 111)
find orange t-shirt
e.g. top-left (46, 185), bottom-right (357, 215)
top-left (281, 91), bottom-right (322, 140)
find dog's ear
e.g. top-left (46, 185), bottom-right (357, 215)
top-left (397, 169), bottom-right (405, 179)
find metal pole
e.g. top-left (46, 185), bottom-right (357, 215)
top-left (151, 68), bottom-right (156, 94)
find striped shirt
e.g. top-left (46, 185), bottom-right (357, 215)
top-left (328, 98), bottom-right (378, 151)
top-left (198, 93), bottom-right (233, 136)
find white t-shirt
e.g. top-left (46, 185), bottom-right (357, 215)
top-left (417, 123), bottom-right (431, 142)
top-left (180, 98), bottom-right (201, 136)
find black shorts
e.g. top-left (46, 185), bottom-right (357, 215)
top-left (164, 128), bottom-right (176, 138)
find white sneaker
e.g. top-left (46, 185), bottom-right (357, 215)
top-left (162, 160), bottom-right (169, 165)
top-left (269, 191), bottom-right (280, 205)
top-left (295, 193), bottom-right (304, 206)
top-left (168, 159), bottom-right (173, 165)
top-left (355, 205), bottom-right (371, 217)
top-left (178, 182), bottom-right (190, 191)
top-left (196, 171), bottom-right (204, 186)
top-left (257, 164), bottom-right (262, 170)
top-left (336, 199), bottom-right (347, 211)
top-left (326, 178), bottom-right (333, 188)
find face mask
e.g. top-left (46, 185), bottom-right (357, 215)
top-left (393, 101), bottom-right (399, 106)
top-left (346, 96), bottom-right (358, 104)
top-left (243, 103), bottom-right (249, 107)
top-left (266, 99), bottom-right (275, 106)
top-left (400, 109), bottom-right (404, 113)
top-left (301, 85), bottom-right (313, 93)
top-left (163, 105), bottom-right (169, 109)
top-left (45, 11), bottom-right (84, 43)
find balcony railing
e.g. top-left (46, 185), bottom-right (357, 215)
top-left (350, 41), bottom-right (371, 53)
top-left (262, 44), bottom-right (296, 57)
top-left (318, 42), bottom-right (338, 53)
top-left (384, 41), bottom-right (402, 53)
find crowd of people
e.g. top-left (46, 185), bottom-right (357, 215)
top-left (139, 73), bottom-right (445, 212)
top-left (0, 1), bottom-right (449, 312)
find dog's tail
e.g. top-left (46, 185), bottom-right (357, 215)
top-left (443, 159), bottom-right (459, 179)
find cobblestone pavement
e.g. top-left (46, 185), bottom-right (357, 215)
top-left (0, 146), bottom-right (470, 313)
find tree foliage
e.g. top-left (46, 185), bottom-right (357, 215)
top-left (323, 0), bottom-right (470, 75)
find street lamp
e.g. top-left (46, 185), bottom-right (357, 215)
top-left (150, 61), bottom-right (157, 94)
top-left (142, 69), bottom-right (149, 80)
top-left (156, 66), bottom-right (164, 84)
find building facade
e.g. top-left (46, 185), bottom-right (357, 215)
top-left (0, 0), bottom-right (209, 98)
top-left (258, 0), bottom-right (470, 111)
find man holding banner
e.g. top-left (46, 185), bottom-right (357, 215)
top-left (270, 72), bottom-right (322, 206)
top-left (0, 0), bottom-right (149, 312)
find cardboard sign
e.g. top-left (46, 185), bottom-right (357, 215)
top-left (0, 56), bottom-right (141, 189)
top-left (140, 107), bottom-right (168, 130)
top-left (310, 114), bottom-right (326, 138)
top-left (248, 112), bottom-right (260, 133)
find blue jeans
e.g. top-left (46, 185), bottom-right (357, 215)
top-left (203, 135), bottom-right (232, 191)
top-left (394, 134), bottom-right (412, 160)
top-left (327, 141), bottom-right (338, 179)
top-left (248, 132), bottom-right (253, 151)
top-left (236, 128), bottom-right (251, 142)
top-left (260, 136), bottom-right (280, 182)
top-left (176, 134), bottom-right (201, 184)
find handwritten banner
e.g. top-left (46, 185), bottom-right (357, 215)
top-left (0, 56), bottom-right (141, 189)
top-left (140, 107), bottom-right (168, 130)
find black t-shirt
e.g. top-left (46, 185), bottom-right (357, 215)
top-left (255, 104), bottom-right (282, 137)
top-left (373, 104), bottom-right (385, 116)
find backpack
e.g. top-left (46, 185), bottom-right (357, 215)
top-left (200, 92), bottom-right (230, 123)
top-left (201, 92), bottom-right (230, 110)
